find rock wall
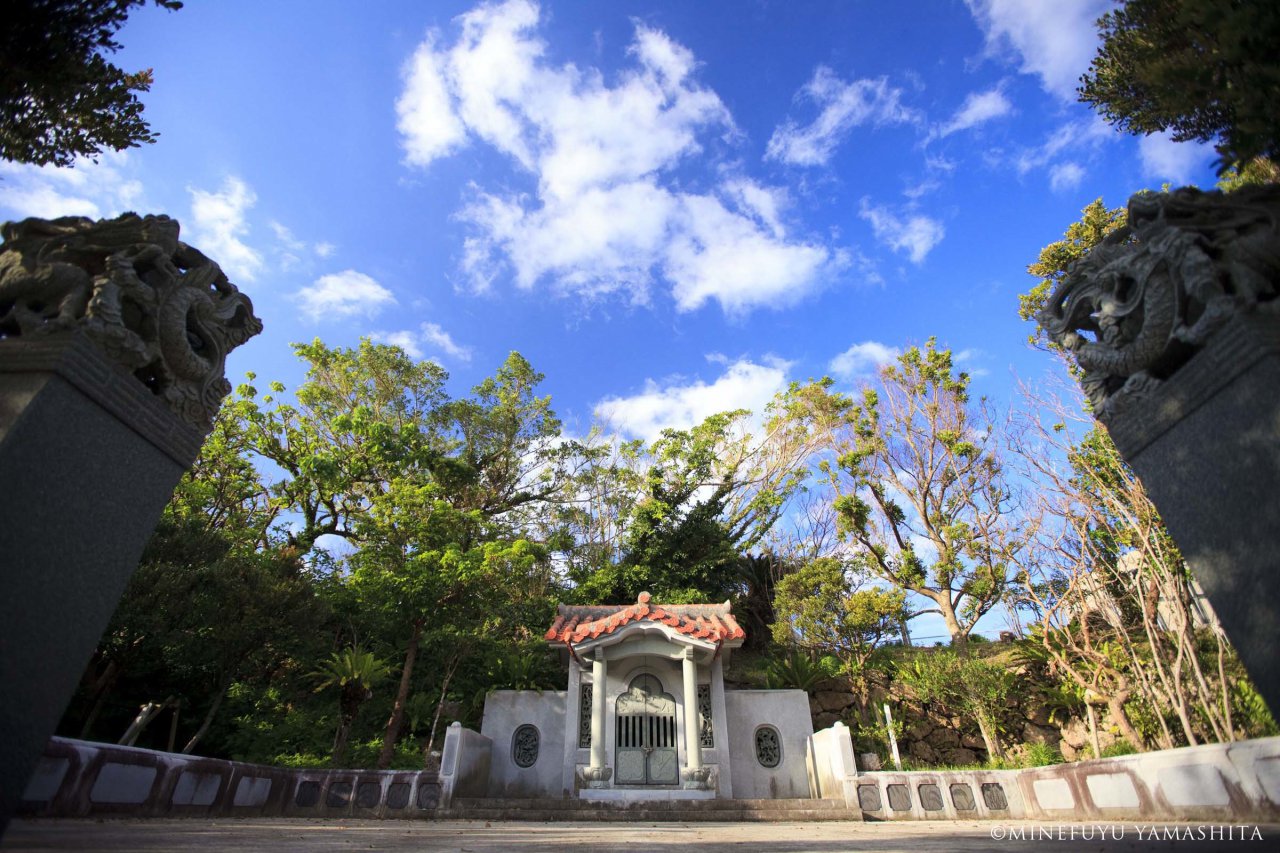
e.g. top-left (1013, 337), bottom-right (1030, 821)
top-left (804, 667), bottom-right (1122, 767)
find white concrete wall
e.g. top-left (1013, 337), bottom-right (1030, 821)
top-left (807, 722), bottom-right (859, 808)
top-left (480, 690), bottom-right (566, 798)
top-left (439, 722), bottom-right (492, 806)
top-left (724, 690), bottom-right (814, 799)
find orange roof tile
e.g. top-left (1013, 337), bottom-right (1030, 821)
top-left (544, 592), bottom-right (745, 647)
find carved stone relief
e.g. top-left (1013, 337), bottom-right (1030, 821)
top-left (0, 213), bottom-right (263, 430)
top-left (1038, 185), bottom-right (1280, 422)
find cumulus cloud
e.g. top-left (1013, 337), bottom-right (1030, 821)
top-left (397, 0), bottom-right (844, 314)
top-left (1138, 131), bottom-right (1215, 185)
top-left (858, 198), bottom-right (945, 264)
top-left (1049, 161), bottom-right (1085, 192)
top-left (594, 358), bottom-right (791, 443)
top-left (935, 86), bottom-right (1012, 138)
top-left (187, 176), bottom-right (263, 282)
top-left (371, 324), bottom-right (472, 361)
top-left (828, 341), bottom-right (901, 382)
top-left (766, 66), bottom-right (920, 166)
top-left (295, 270), bottom-right (396, 322)
top-left (965, 0), bottom-right (1111, 101)
top-left (0, 153), bottom-right (144, 220)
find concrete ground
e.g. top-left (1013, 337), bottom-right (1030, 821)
top-left (2, 819), bottom-right (1275, 852)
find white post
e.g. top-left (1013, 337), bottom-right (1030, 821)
top-left (681, 648), bottom-right (710, 789)
top-left (585, 652), bottom-right (611, 788)
top-left (884, 703), bottom-right (902, 771)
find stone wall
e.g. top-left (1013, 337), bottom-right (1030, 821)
top-left (805, 665), bottom-right (1121, 766)
top-left (19, 737), bottom-right (441, 819)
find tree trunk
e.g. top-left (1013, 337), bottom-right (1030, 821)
top-left (423, 653), bottom-right (461, 760)
top-left (118, 696), bottom-right (173, 746)
top-left (975, 710), bottom-right (1004, 761)
top-left (1106, 694), bottom-right (1147, 752)
top-left (332, 715), bottom-right (354, 767)
top-left (377, 620), bottom-right (422, 769)
top-left (181, 678), bottom-right (232, 754)
top-left (79, 658), bottom-right (122, 739)
top-left (1086, 704), bottom-right (1102, 759)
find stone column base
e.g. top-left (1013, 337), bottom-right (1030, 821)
top-left (582, 766), bottom-right (613, 789)
top-left (681, 766), bottom-right (711, 790)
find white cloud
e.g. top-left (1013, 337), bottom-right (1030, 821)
top-left (370, 330), bottom-right (425, 358)
top-left (372, 324), bottom-right (474, 363)
top-left (421, 322), bottom-right (472, 361)
top-left (594, 358), bottom-right (791, 443)
top-left (295, 270), bottom-right (396, 322)
top-left (935, 86), bottom-right (1012, 137)
top-left (269, 220), bottom-right (306, 251)
top-left (965, 0), bottom-right (1111, 101)
top-left (398, 0), bottom-right (843, 315)
top-left (0, 153), bottom-right (144, 220)
top-left (1138, 132), bottom-right (1214, 185)
top-left (1049, 161), bottom-right (1085, 192)
top-left (1010, 116), bottom-right (1113, 186)
top-left (858, 198), bottom-right (945, 264)
top-left (187, 176), bottom-right (263, 282)
top-left (766, 66), bottom-right (920, 166)
top-left (954, 348), bottom-right (991, 378)
top-left (314, 241), bottom-right (336, 258)
top-left (665, 193), bottom-right (839, 315)
top-left (829, 341), bottom-right (901, 382)
top-left (397, 33), bottom-right (470, 167)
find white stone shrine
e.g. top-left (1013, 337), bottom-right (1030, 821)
top-left (479, 592), bottom-right (816, 801)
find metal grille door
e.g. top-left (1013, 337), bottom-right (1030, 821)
top-left (614, 674), bottom-right (678, 784)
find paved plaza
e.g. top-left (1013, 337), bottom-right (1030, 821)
top-left (3, 819), bottom-right (1275, 852)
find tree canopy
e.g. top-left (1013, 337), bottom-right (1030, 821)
top-left (1079, 0), bottom-right (1280, 173)
top-left (1, 0), bottom-right (181, 166)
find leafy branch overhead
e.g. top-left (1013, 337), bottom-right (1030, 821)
top-left (1, 1), bottom-right (183, 166)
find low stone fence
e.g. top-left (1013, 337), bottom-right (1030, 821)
top-left (18, 733), bottom-right (1280, 823)
top-left (18, 737), bottom-right (440, 819)
top-left (852, 735), bottom-right (1280, 823)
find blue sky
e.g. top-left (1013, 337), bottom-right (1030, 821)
top-left (1, 0), bottom-right (1218, 639)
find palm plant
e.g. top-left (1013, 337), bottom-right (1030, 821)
top-left (311, 645), bottom-right (390, 766)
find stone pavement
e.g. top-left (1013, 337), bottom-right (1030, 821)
top-left (3, 819), bottom-right (1276, 852)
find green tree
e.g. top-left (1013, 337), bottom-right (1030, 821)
top-left (771, 557), bottom-right (908, 674)
top-left (824, 341), bottom-right (1024, 649)
top-left (897, 650), bottom-right (1012, 761)
top-left (1, 0), bottom-right (182, 166)
top-left (1079, 0), bottom-right (1280, 173)
top-left (566, 379), bottom-right (848, 605)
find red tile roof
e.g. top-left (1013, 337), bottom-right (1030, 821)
top-left (545, 591), bottom-right (745, 646)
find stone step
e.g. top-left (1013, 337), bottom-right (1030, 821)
top-left (443, 797), bottom-right (859, 822)
top-left (452, 797), bottom-right (847, 811)
top-left (438, 806), bottom-right (860, 822)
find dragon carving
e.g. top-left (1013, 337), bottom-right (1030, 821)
top-left (0, 213), bottom-right (263, 430)
top-left (1039, 185), bottom-right (1280, 420)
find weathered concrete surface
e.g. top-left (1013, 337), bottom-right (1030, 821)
top-left (3, 819), bottom-right (1276, 852)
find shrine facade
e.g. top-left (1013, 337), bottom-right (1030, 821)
top-left (479, 592), bottom-right (814, 800)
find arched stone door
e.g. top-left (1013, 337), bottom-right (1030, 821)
top-left (614, 674), bottom-right (679, 784)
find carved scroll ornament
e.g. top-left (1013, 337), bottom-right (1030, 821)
top-left (1039, 185), bottom-right (1280, 421)
top-left (0, 213), bottom-right (263, 430)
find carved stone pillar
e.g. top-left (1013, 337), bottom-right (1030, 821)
top-left (0, 214), bottom-right (261, 833)
top-left (1039, 185), bottom-right (1280, 716)
top-left (583, 652), bottom-right (610, 787)
top-left (680, 648), bottom-right (709, 789)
